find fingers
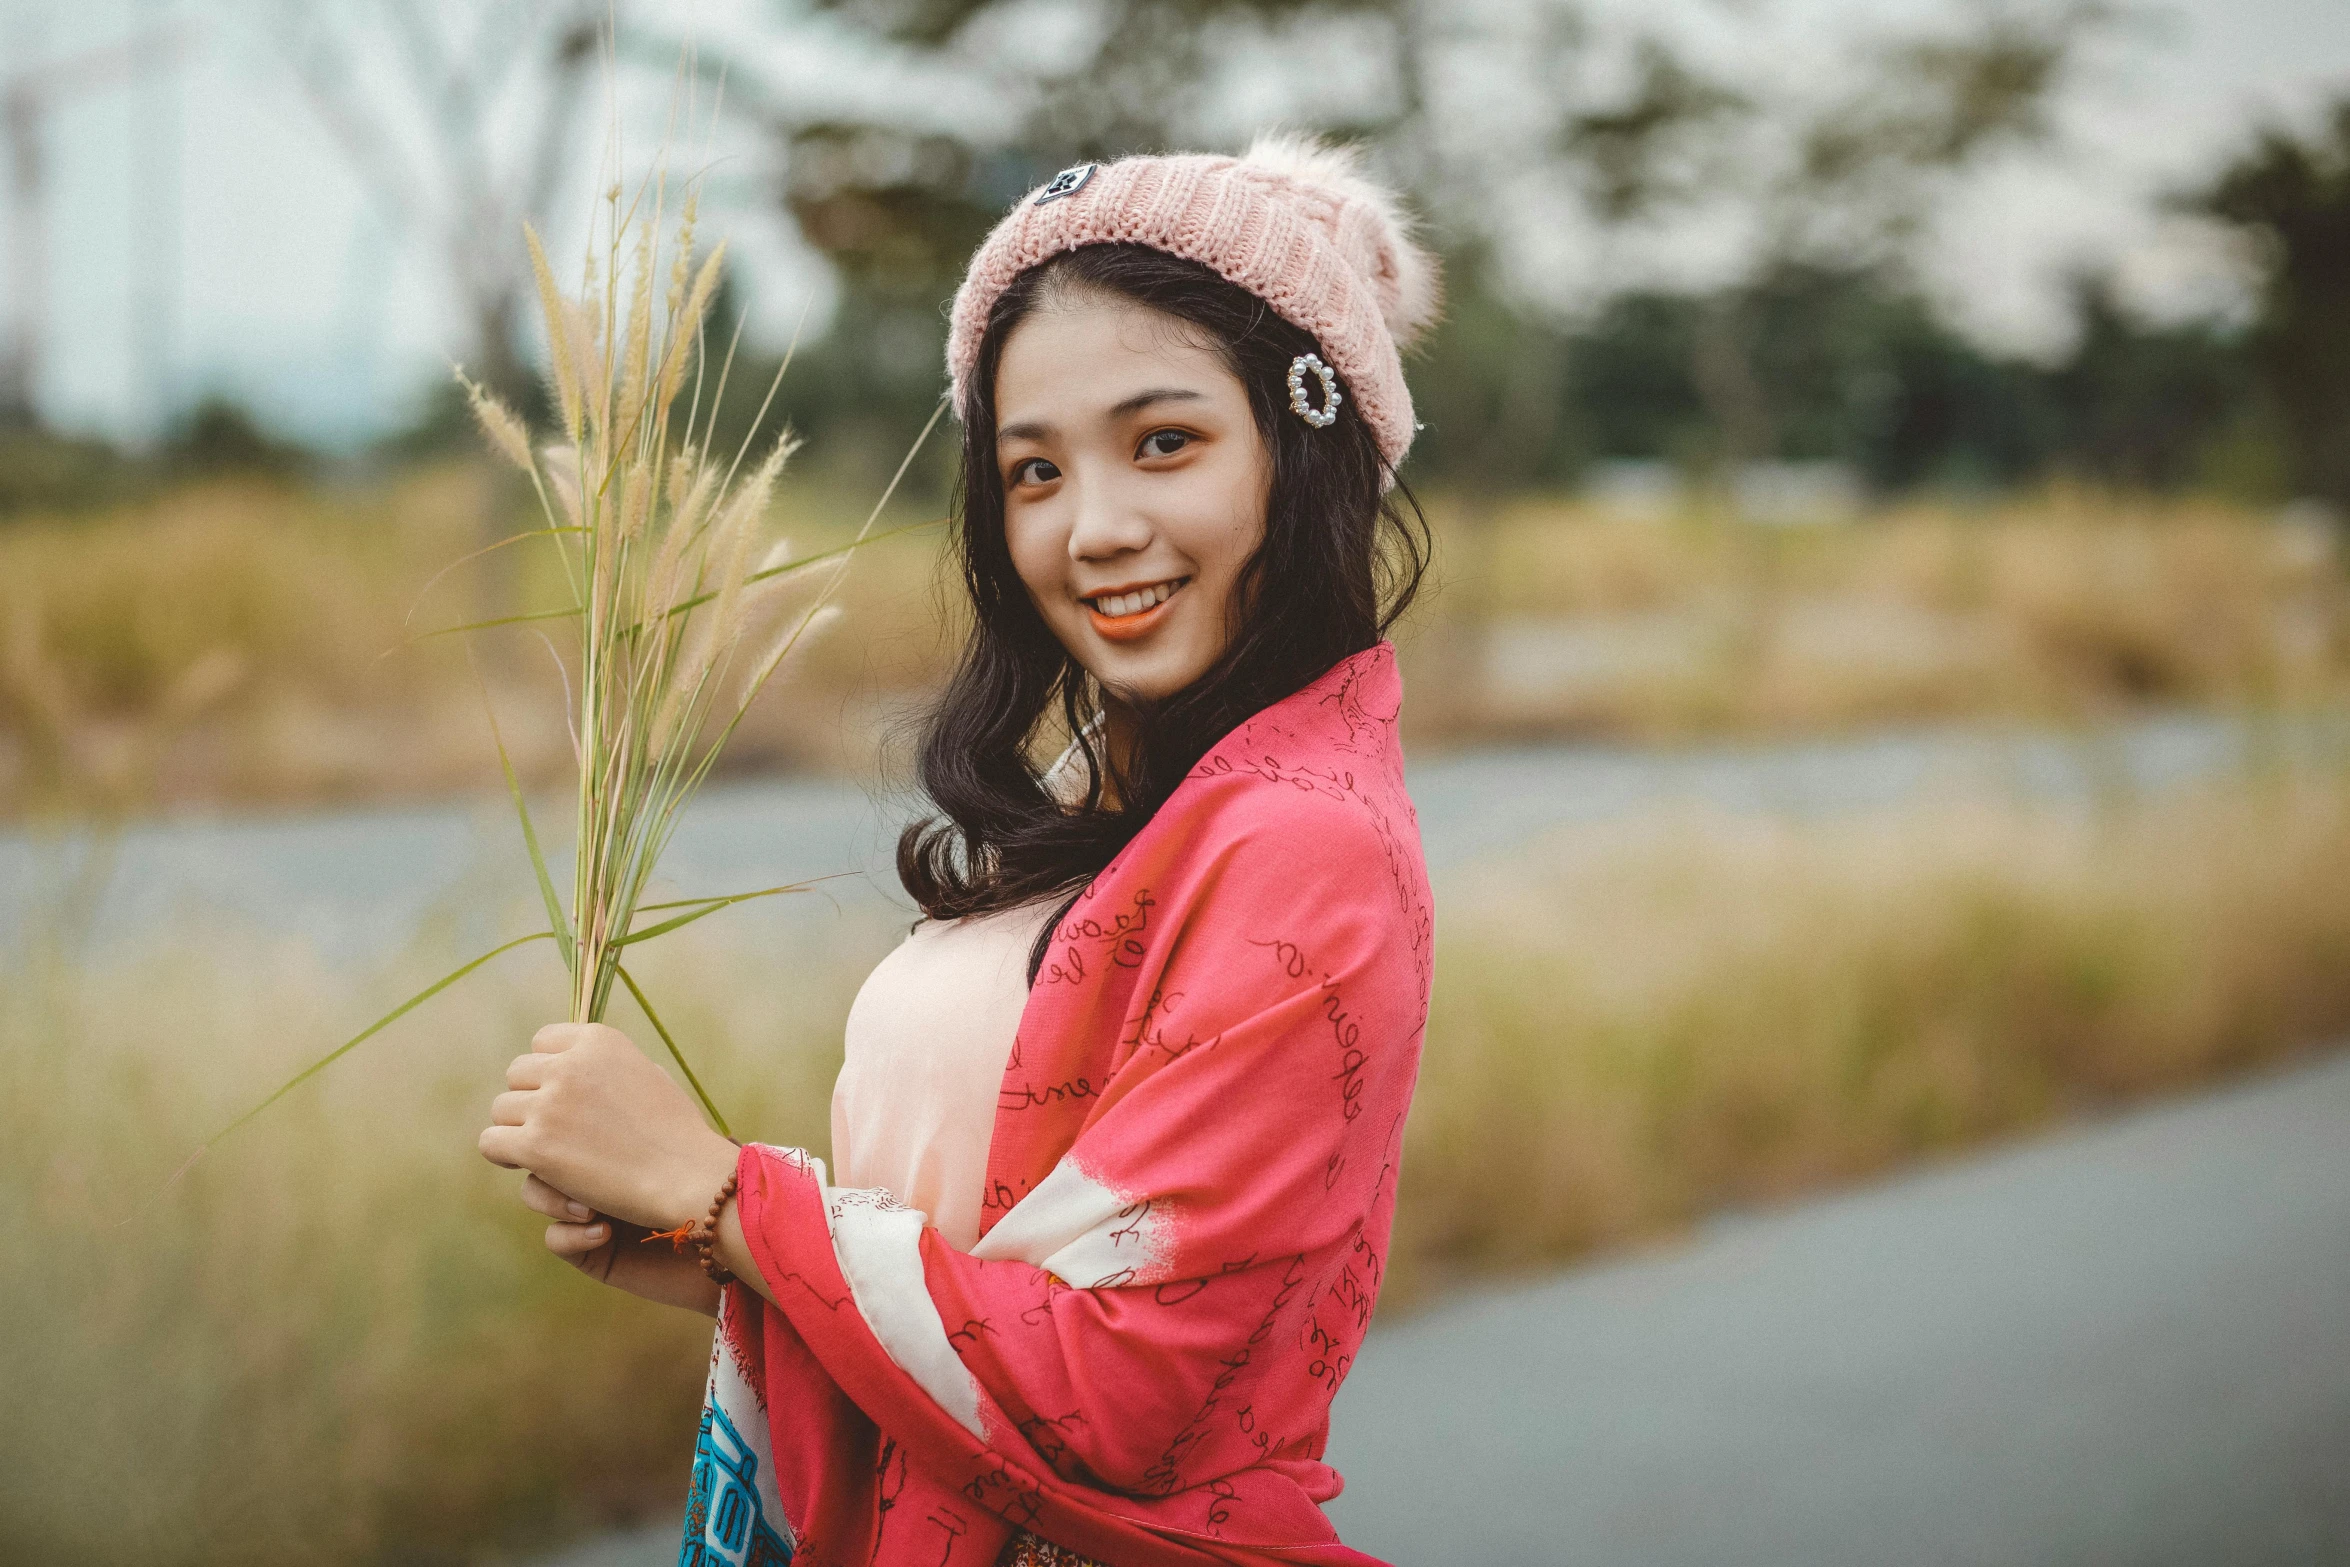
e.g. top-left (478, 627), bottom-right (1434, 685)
top-left (532, 1021), bottom-right (627, 1054)
top-left (478, 1123), bottom-right (528, 1169)
top-left (488, 1089), bottom-right (533, 1127)
top-left (505, 1052), bottom-right (548, 1090)
top-left (531, 1022), bottom-right (585, 1054)
top-left (521, 1173), bottom-right (594, 1222)
top-left (545, 1219), bottom-right (611, 1257)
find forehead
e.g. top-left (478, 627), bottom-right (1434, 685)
top-left (994, 289), bottom-right (1236, 423)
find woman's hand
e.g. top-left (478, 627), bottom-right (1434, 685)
top-left (518, 1172), bottom-right (720, 1317)
top-left (479, 1021), bottom-right (740, 1234)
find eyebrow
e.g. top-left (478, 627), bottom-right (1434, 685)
top-left (1110, 386), bottom-right (1204, 419)
top-left (997, 386), bottom-right (1205, 444)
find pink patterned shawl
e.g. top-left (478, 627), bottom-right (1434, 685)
top-left (692, 641), bottom-right (1433, 1567)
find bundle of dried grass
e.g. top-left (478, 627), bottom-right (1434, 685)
top-left (185, 133), bottom-right (942, 1159)
top-left (457, 173), bottom-right (844, 1045)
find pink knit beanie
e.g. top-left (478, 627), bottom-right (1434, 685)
top-left (945, 132), bottom-right (1442, 471)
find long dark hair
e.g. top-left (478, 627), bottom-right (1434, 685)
top-left (896, 243), bottom-right (1430, 981)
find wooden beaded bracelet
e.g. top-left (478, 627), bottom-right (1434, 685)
top-left (643, 1154), bottom-right (743, 1286)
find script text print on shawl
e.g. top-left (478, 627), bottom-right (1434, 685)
top-left (712, 642), bottom-right (1432, 1567)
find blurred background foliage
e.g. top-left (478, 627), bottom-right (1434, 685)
top-left (2, 0), bottom-right (2345, 821)
top-left (6, 4), bottom-right (2350, 1561)
top-left (1, 0), bottom-right (2345, 514)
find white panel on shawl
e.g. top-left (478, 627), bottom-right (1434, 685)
top-left (750, 1142), bottom-right (830, 1188)
top-left (968, 1153), bottom-right (1175, 1287)
top-left (824, 1185), bottom-right (988, 1439)
top-left (682, 1294), bottom-right (795, 1561)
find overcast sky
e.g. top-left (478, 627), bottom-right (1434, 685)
top-left (5, 0), bottom-right (2348, 448)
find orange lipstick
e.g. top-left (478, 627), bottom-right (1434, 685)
top-left (1084, 578), bottom-right (1186, 644)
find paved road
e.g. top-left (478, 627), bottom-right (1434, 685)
top-left (547, 1050), bottom-right (2350, 1566)
top-left (8, 708), bottom-right (2344, 958)
top-left (13, 715), bottom-right (2343, 1561)
top-left (1321, 1049), bottom-right (2350, 1565)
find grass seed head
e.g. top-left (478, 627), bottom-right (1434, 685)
top-left (664, 461), bottom-right (720, 571)
top-left (619, 460), bottom-right (653, 544)
top-left (524, 224), bottom-right (583, 444)
top-left (739, 601), bottom-right (842, 707)
top-left (616, 223), bottom-right (658, 448)
top-left (647, 461), bottom-right (721, 625)
top-left (666, 187), bottom-right (701, 315)
top-left (576, 294), bottom-right (610, 447)
top-left (456, 371), bottom-right (536, 474)
top-left (705, 436), bottom-right (800, 636)
top-left (666, 443), bottom-right (701, 513)
top-left (659, 241), bottom-right (727, 415)
top-left (541, 445), bottom-right (584, 530)
top-left (655, 438), bottom-right (792, 747)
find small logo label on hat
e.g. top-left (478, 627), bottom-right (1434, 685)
top-left (1033, 163), bottom-right (1098, 205)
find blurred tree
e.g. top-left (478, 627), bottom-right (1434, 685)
top-left (769, 123), bottom-right (1011, 473)
top-left (2043, 275), bottom-right (2254, 492)
top-left (0, 428), bottom-right (142, 518)
top-left (0, 24), bottom-right (190, 430)
top-left (162, 395), bottom-right (310, 477)
top-left (271, 0), bottom-right (604, 413)
top-left (1559, 38), bottom-right (1752, 225)
top-left (700, 0), bottom-right (1759, 498)
top-left (1554, 263), bottom-right (2262, 497)
top-left (798, 0), bottom-right (1367, 156)
top-left (2194, 98), bottom-right (2350, 514)
top-left (0, 395), bottom-right (314, 519)
top-left (1673, 1), bottom-right (2111, 473)
top-left (697, 0), bottom-right (1420, 479)
top-left (623, 0), bottom-right (2244, 514)
top-left (372, 375), bottom-right (485, 462)
top-left (1775, 3), bottom-right (2106, 258)
top-left (1844, 282), bottom-right (2055, 491)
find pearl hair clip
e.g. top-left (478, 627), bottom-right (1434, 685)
top-left (1287, 352), bottom-right (1342, 428)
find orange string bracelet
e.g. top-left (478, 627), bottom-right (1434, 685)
top-left (642, 1157), bottom-right (742, 1285)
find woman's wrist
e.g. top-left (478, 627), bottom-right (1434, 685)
top-left (658, 1132), bottom-right (745, 1234)
top-left (709, 1192), bottom-right (772, 1304)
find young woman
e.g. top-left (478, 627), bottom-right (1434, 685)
top-left (479, 135), bottom-right (1440, 1567)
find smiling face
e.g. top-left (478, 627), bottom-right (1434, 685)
top-left (993, 284), bottom-right (1271, 706)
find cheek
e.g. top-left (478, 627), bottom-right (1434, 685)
top-left (1003, 507), bottom-right (1068, 605)
top-left (1191, 457), bottom-right (1269, 573)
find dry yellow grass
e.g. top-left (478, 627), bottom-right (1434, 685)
top-left (3, 473), bottom-right (2344, 820)
top-left (0, 463), bottom-right (955, 819)
top-left (5, 763), bottom-right (2349, 1561)
top-left (1419, 487), bottom-right (2350, 740)
top-left (0, 899), bottom-right (876, 1565)
top-left (1393, 771), bottom-right (2350, 1298)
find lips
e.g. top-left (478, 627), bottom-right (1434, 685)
top-left (1082, 576), bottom-right (1188, 644)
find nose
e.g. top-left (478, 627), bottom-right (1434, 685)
top-left (1064, 470), bottom-right (1153, 564)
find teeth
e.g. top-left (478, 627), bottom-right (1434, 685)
top-left (1091, 579), bottom-right (1180, 617)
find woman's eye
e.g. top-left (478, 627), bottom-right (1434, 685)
top-left (1012, 457), bottom-right (1061, 486)
top-left (1139, 429), bottom-right (1191, 459)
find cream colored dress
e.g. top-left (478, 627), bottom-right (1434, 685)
top-left (829, 897), bottom-right (1057, 1249)
top-left (829, 732), bottom-right (1093, 1249)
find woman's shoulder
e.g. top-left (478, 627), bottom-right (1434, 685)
top-left (1186, 752), bottom-right (1414, 858)
top-left (1183, 715), bottom-right (1417, 854)
top-left (1145, 752), bottom-right (1425, 963)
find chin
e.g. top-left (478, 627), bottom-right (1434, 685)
top-left (1085, 641), bottom-right (1214, 705)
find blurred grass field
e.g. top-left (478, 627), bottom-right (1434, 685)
top-left (0, 464), bottom-right (963, 818)
top-left (6, 758), bottom-right (2350, 1564)
top-left (0, 465), bottom-right (2343, 818)
top-left (6, 464), bottom-right (2350, 1561)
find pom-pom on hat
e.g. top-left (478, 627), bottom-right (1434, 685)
top-left (946, 132), bottom-right (1441, 471)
